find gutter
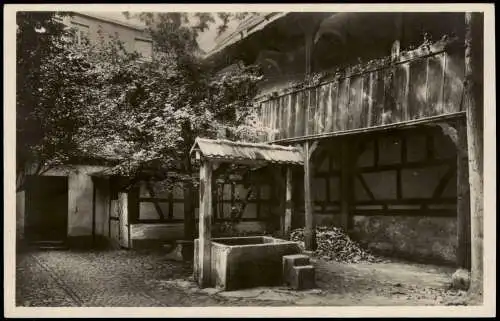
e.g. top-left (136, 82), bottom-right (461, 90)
top-left (203, 12), bottom-right (290, 60)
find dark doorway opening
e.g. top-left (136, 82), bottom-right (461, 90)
top-left (25, 176), bottom-right (68, 243)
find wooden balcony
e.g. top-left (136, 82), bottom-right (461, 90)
top-left (257, 38), bottom-right (466, 143)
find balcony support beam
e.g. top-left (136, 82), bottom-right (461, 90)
top-left (303, 140), bottom-right (318, 251)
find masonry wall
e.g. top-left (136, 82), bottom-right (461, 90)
top-left (17, 165), bottom-right (111, 246)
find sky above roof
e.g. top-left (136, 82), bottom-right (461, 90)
top-left (91, 11), bottom-right (239, 53)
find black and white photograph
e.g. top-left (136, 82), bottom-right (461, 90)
top-left (4, 3), bottom-right (495, 318)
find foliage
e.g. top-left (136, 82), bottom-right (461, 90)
top-left (75, 12), bottom-right (272, 188)
top-left (16, 11), bottom-right (271, 194)
top-left (16, 11), bottom-right (94, 186)
top-left (76, 41), bottom-right (265, 186)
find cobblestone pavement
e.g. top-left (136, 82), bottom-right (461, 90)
top-left (16, 248), bottom-right (286, 307)
top-left (16, 248), bottom-right (467, 307)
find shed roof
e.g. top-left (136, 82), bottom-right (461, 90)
top-left (190, 138), bottom-right (304, 165)
top-left (204, 12), bottom-right (290, 60)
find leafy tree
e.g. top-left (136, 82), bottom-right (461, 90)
top-left (75, 12), bottom-right (269, 239)
top-left (17, 11), bottom-right (272, 239)
top-left (16, 11), bottom-right (95, 191)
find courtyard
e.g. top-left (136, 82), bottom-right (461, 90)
top-left (16, 248), bottom-right (468, 307)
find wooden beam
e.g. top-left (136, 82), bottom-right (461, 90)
top-left (340, 138), bottom-right (353, 231)
top-left (432, 164), bottom-right (456, 199)
top-left (284, 167), bottom-right (293, 239)
top-left (197, 160), bottom-right (213, 288)
top-left (270, 166), bottom-right (286, 236)
top-left (183, 181), bottom-right (195, 240)
top-left (356, 173), bottom-right (376, 201)
top-left (309, 141), bottom-right (319, 158)
top-left (196, 157), bottom-right (303, 167)
top-left (456, 118), bottom-right (471, 269)
top-left (271, 111), bottom-right (466, 144)
top-left (431, 121), bottom-right (469, 159)
top-left (145, 181), bottom-right (165, 220)
top-left (464, 12), bottom-right (484, 299)
top-left (303, 141), bottom-right (317, 250)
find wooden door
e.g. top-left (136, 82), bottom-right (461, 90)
top-left (25, 176), bottom-right (68, 242)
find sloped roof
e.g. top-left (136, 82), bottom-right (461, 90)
top-left (77, 12), bottom-right (147, 31)
top-left (190, 138), bottom-right (304, 165)
top-left (204, 12), bottom-right (290, 59)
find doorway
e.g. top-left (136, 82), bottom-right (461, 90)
top-left (25, 176), bottom-right (68, 242)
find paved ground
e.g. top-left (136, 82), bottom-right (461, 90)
top-left (16, 248), bottom-right (469, 307)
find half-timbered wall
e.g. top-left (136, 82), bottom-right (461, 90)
top-left (291, 126), bottom-right (459, 264)
top-left (126, 178), bottom-right (272, 247)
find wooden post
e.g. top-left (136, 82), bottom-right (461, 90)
top-left (270, 167), bottom-right (286, 235)
top-left (183, 156), bottom-right (196, 242)
top-left (284, 167), bottom-right (293, 239)
top-left (198, 160), bottom-right (213, 288)
top-left (464, 12), bottom-right (484, 299)
top-left (118, 192), bottom-right (129, 249)
top-left (456, 119), bottom-right (471, 269)
top-left (183, 182), bottom-right (195, 241)
top-left (340, 138), bottom-right (352, 231)
top-left (303, 141), bottom-right (318, 251)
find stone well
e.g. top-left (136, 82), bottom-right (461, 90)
top-left (194, 236), bottom-right (302, 290)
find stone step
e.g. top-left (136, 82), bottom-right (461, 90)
top-left (282, 254), bottom-right (311, 285)
top-left (290, 265), bottom-right (316, 290)
top-left (28, 240), bottom-right (68, 250)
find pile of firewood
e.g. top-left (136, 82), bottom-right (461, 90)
top-left (290, 226), bottom-right (383, 264)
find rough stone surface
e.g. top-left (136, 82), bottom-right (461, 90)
top-left (16, 248), bottom-right (470, 307)
top-left (282, 254), bottom-right (311, 286)
top-left (16, 248), bottom-right (285, 307)
top-left (451, 268), bottom-right (471, 291)
top-left (351, 216), bottom-right (457, 265)
top-left (195, 237), bottom-right (301, 290)
top-left (290, 265), bottom-right (316, 290)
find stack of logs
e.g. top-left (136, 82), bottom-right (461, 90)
top-left (290, 226), bottom-right (383, 264)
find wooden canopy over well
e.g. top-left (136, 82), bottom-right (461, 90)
top-left (190, 137), bottom-right (303, 288)
top-left (190, 137), bottom-right (304, 165)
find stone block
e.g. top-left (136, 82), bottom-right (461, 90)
top-left (282, 254), bottom-right (310, 286)
top-left (451, 268), bottom-right (470, 291)
top-left (290, 265), bottom-right (316, 290)
top-left (194, 237), bottom-right (302, 290)
top-left (165, 240), bottom-right (194, 261)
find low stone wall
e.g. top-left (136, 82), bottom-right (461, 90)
top-left (292, 211), bottom-right (457, 266)
top-left (129, 221), bottom-right (268, 249)
top-left (351, 215), bottom-right (457, 265)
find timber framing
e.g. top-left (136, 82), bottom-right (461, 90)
top-left (189, 12), bottom-right (484, 295)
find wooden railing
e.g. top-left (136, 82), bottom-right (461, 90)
top-left (258, 39), bottom-right (465, 143)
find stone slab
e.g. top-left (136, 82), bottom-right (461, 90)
top-left (290, 265), bottom-right (316, 290)
top-left (282, 254), bottom-right (311, 286)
